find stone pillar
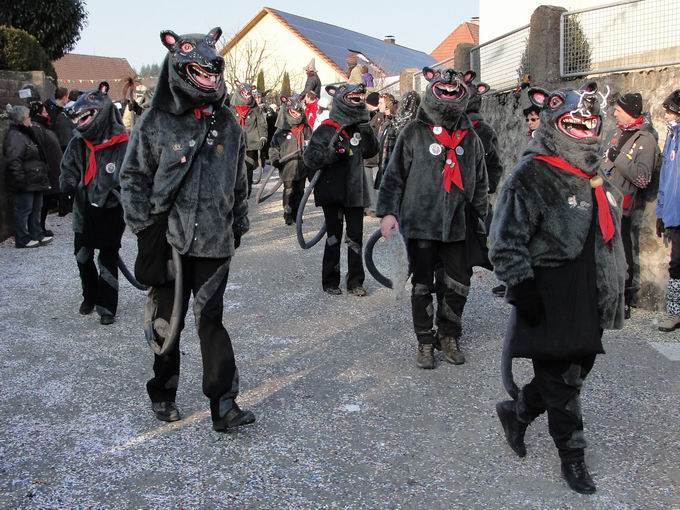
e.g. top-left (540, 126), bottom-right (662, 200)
top-left (454, 43), bottom-right (474, 72)
top-left (400, 68), bottom-right (418, 96)
top-left (527, 5), bottom-right (566, 85)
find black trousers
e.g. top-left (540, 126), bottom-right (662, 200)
top-left (74, 234), bottom-right (119, 317)
top-left (408, 239), bottom-right (471, 343)
top-left (146, 256), bottom-right (239, 421)
top-left (517, 354), bottom-right (597, 461)
top-left (668, 227), bottom-right (680, 279)
top-left (283, 179), bottom-right (305, 222)
top-left (321, 205), bottom-right (364, 290)
top-left (245, 149), bottom-right (259, 198)
top-left (621, 214), bottom-right (641, 306)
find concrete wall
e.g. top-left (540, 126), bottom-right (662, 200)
top-left (0, 70), bottom-right (55, 241)
top-left (476, 6), bottom-right (676, 310)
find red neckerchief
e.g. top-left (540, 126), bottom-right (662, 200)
top-left (83, 132), bottom-right (129, 186)
top-left (430, 126), bottom-right (468, 192)
top-left (305, 100), bottom-right (318, 128)
top-left (235, 105), bottom-right (251, 127)
top-left (533, 155), bottom-right (614, 243)
top-left (322, 118), bottom-right (350, 139)
top-left (472, 120), bottom-right (480, 127)
top-left (617, 115), bottom-right (644, 130)
top-left (290, 123), bottom-right (306, 147)
top-left (192, 104), bottom-right (211, 120)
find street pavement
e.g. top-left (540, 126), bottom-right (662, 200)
top-left (0, 191), bottom-right (679, 509)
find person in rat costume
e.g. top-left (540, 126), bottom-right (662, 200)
top-left (303, 83), bottom-right (378, 296)
top-left (230, 80), bottom-right (267, 197)
top-left (268, 95), bottom-right (312, 225)
top-left (120, 27), bottom-right (253, 432)
top-left (59, 82), bottom-right (128, 325)
top-left (377, 68), bottom-right (488, 369)
top-left (490, 83), bottom-right (626, 495)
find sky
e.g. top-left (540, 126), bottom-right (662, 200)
top-left (73, 0), bottom-right (480, 71)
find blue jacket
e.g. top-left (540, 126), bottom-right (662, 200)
top-left (657, 123), bottom-right (680, 227)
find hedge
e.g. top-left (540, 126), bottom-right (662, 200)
top-left (0, 25), bottom-right (57, 80)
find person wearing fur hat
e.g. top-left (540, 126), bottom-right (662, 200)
top-left (3, 104), bottom-right (53, 248)
top-left (657, 90), bottom-right (680, 331)
top-left (303, 82), bottom-right (378, 296)
top-left (601, 92), bottom-right (660, 319)
top-left (490, 83), bottom-right (626, 495)
top-left (378, 68), bottom-right (488, 369)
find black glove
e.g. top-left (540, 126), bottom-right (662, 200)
top-left (271, 159), bottom-right (281, 169)
top-left (657, 218), bottom-right (665, 238)
top-left (606, 146), bottom-right (620, 162)
top-left (506, 279), bottom-right (544, 327)
top-left (233, 229), bottom-right (242, 249)
top-left (61, 183), bottom-right (76, 196)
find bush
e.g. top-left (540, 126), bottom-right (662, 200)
top-left (0, 25), bottom-right (56, 80)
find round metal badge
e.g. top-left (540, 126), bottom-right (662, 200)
top-left (429, 143), bottom-right (442, 156)
top-left (606, 191), bottom-right (617, 207)
top-left (105, 163), bottom-right (116, 174)
top-left (455, 146), bottom-right (464, 156)
top-left (433, 126), bottom-right (443, 135)
top-left (287, 134), bottom-right (292, 140)
top-left (350, 137), bottom-right (360, 146)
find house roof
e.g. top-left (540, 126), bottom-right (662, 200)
top-left (52, 53), bottom-right (137, 100)
top-left (430, 22), bottom-right (479, 63)
top-left (221, 7), bottom-right (436, 77)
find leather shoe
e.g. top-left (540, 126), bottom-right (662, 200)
top-left (79, 300), bottom-right (94, 315)
top-left (212, 402), bottom-right (256, 432)
top-left (561, 459), bottom-right (597, 494)
top-left (496, 400), bottom-right (528, 457)
top-left (152, 401), bottom-right (181, 422)
top-left (100, 314), bottom-right (115, 325)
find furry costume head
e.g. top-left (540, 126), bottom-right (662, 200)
top-left (151, 27), bottom-right (226, 115)
top-left (231, 80), bottom-right (257, 107)
top-left (280, 95), bottom-right (306, 128)
top-left (418, 67), bottom-right (474, 129)
top-left (462, 71), bottom-right (490, 114)
top-left (69, 81), bottom-right (125, 142)
top-left (526, 81), bottom-right (606, 174)
top-left (326, 83), bottom-right (369, 126)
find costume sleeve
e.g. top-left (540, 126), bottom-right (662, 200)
top-left (232, 130), bottom-right (250, 236)
top-left (59, 138), bottom-right (82, 193)
top-left (489, 180), bottom-right (539, 287)
top-left (119, 123), bottom-right (158, 233)
top-left (303, 125), bottom-right (339, 170)
top-left (359, 122), bottom-right (379, 159)
top-left (256, 110), bottom-right (268, 148)
top-left (657, 151), bottom-right (669, 218)
top-left (376, 131), bottom-right (411, 218)
top-left (613, 132), bottom-right (658, 189)
top-left (472, 137), bottom-right (489, 221)
top-left (268, 130), bottom-right (283, 163)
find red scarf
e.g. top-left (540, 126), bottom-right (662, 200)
top-left (322, 118), bottom-right (350, 139)
top-left (235, 105), bottom-right (251, 127)
top-left (305, 100), bottom-right (318, 128)
top-left (290, 123), bottom-right (305, 147)
top-left (533, 155), bottom-right (614, 243)
top-left (430, 126), bottom-right (468, 192)
top-left (617, 115), bottom-right (644, 130)
top-left (192, 104), bottom-right (212, 120)
top-left (83, 132), bottom-right (129, 186)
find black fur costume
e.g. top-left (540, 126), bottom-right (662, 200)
top-left (490, 83), bottom-right (625, 474)
top-left (60, 82), bottom-right (128, 321)
top-left (376, 68), bottom-right (488, 355)
top-left (230, 80), bottom-right (268, 197)
top-left (268, 95), bottom-right (311, 225)
top-left (303, 83), bottom-right (379, 292)
top-left (120, 27), bottom-right (252, 429)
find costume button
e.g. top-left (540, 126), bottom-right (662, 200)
top-left (195, 223), bottom-right (198, 226)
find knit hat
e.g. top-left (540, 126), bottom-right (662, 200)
top-left (617, 92), bottom-right (643, 118)
top-left (5, 104), bottom-right (29, 124)
top-left (663, 90), bottom-right (680, 115)
top-left (366, 92), bottom-right (380, 107)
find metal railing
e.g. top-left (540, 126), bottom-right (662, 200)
top-left (469, 24), bottom-right (530, 92)
top-left (561, 0), bottom-right (680, 77)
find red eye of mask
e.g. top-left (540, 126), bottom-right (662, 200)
top-left (549, 96), bottom-right (564, 108)
top-left (180, 42), bottom-right (194, 53)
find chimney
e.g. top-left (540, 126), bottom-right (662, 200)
top-left (384, 35), bottom-right (396, 45)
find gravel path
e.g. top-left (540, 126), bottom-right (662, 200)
top-left (0, 193), bottom-right (678, 509)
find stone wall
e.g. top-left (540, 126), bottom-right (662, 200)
top-left (0, 70), bottom-right (55, 241)
top-left (475, 5), bottom-right (677, 310)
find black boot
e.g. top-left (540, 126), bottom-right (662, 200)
top-left (212, 402), bottom-right (256, 432)
top-left (79, 300), bottom-right (94, 315)
top-left (152, 401), bottom-right (181, 422)
top-left (496, 400), bottom-right (528, 457)
top-left (561, 459), bottom-right (596, 494)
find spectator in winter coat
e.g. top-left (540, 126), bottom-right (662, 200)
top-left (45, 87), bottom-right (74, 150)
top-left (360, 65), bottom-right (374, 89)
top-left (601, 92), bottom-right (660, 319)
top-left (3, 104), bottom-right (53, 248)
top-left (656, 90), bottom-right (680, 332)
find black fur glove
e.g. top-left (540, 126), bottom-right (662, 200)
top-left (657, 218), bottom-right (665, 238)
top-left (506, 279), bottom-right (544, 326)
